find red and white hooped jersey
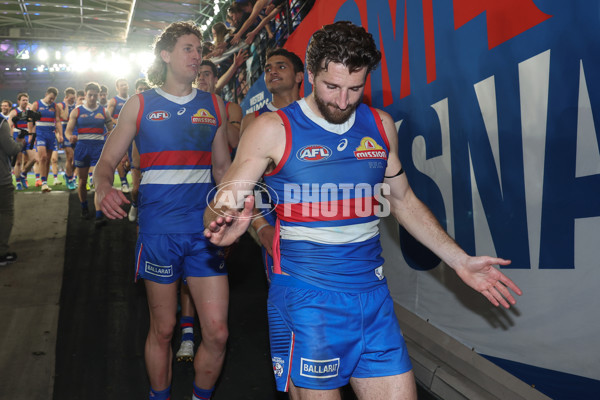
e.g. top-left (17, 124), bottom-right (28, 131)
top-left (74, 104), bottom-right (107, 142)
top-left (264, 99), bottom-right (390, 292)
top-left (34, 99), bottom-right (57, 133)
top-left (135, 88), bottom-right (222, 234)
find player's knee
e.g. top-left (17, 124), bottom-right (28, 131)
top-left (203, 320), bottom-right (228, 349)
top-left (151, 319), bottom-right (176, 343)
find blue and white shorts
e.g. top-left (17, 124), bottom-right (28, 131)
top-left (267, 274), bottom-right (412, 392)
top-left (35, 130), bottom-right (57, 151)
top-left (74, 141), bottom-right (103, 168)
top-left (135, 232), bottom-right (226, 284)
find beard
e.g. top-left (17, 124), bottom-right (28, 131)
top-left (313, 86), bottom-right (360, 124)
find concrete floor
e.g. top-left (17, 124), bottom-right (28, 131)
top-left (0, 191), bottom-right (68, 399)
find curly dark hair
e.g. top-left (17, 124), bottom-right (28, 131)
top-left (147, 21), bottom-right (203, 87)
top-left (306, 21), bottom-right (381, 77)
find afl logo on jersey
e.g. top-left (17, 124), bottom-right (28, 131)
top-left (146, 111), bottom-right (171, 121)
top-left (354, 137), bottom-right (387, 160)
top-left (297, 145), bottom-right (332, 162)
top-left (192, 109), bottom-right (217, 125)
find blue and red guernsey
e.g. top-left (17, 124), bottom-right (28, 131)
top-left (34, 99), bottom-right (57, 133)
top-left (111, 95), bottom-right (127, 119)
top-left (135, 88), bottom-right (222, 234)
top-left (74, 104), bottom-right (107, 142)
top-left (60, 101), bottom-right (76, 130)
top-left (264, 99), bottom-right (390, 292)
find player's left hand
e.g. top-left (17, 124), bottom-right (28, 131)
top-left (454, 257), bottom-right (522, 309)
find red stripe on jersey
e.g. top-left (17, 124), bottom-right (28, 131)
top-left (78, 127), bottom-right (104, 134)
top-left (272, 219), bottom-right (281, 275)
top-left (369, 107), bottom-right (390, 151)
top-left (275, 196), bottom-right (379, 222)
top-left (40, 117), bottom-right (55, 123)
top-left (265, 110), bottom-right (292, 177)
top-left (140, 150), bottom-right (212, 169)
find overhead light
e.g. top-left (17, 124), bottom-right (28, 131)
top-left (37, 48), bottom-right (48, 61)
top-left (65, 50), bottom-right (77, 63)
top-left (55, 50), bottom-right (61, 60)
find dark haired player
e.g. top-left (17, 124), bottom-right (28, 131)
top-left (204, 21), bottom-right (522, 399)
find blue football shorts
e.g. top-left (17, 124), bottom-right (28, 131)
top-left (35, 129), bottom-right (57, 150)
top-left (135, 232), bottom-right (226, 284)
top-left (74, 141), bottom-right (103, 168)
top-left (267, 274), bottom-right (412, 392)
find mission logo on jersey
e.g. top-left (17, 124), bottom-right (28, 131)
top-left (94, 112), bottom-right (105, 119)
top-left (354, 137), bottom-right (386, 160)
top-left (146, 110), bottom-right (171, 121)
top-left (192, 109), bottom-right (217, 125)
top-left (296, 144), bottom-right (332, 162)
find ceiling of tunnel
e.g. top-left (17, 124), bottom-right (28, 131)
top-left (0, 0), bottom-right (225, 45)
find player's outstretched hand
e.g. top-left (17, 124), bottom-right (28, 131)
top-left (97, 183), bottom-right (130, 219)
top-left (455, 257), bottom-right (522, 309)
top-left (204, 195), bottom-right (254, 247)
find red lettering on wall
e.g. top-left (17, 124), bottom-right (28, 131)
top-left (453, 0), bottom-right (552, 49)
top-left (400, 1), bottom-right (411, 98)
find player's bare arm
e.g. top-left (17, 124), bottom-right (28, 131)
top-left (7, 110), bottom-right (16, 131)
top-left (239, 108), bottom-right (276, 251)
top-left (239, 112), bottom-right (257, 140)
top-left (210, 95), bottom-right (232, 184)
top-left (29, 102), bottom-right (37, 134)
top-left (58, 102), bottom-right (69, 121)
top-left (203, 111), bottom-right (285, 246)
top-left (106, 98), bottom-right (117, 124)
top-left (94, 95), bottom-right (140, 219)
top-left (54, 108), bottom-right (63, 142)
top-left (104, 111), bottom-right (115, 134)
top-left (65, 108), bottom-right (78, 143)
top-left (226, 102), bottom-right (242, 149)
top-left (377, 109), bottom-right (522, 308)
